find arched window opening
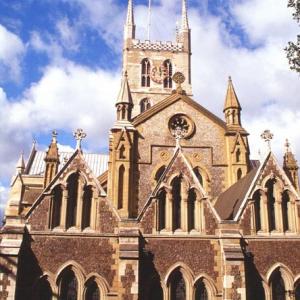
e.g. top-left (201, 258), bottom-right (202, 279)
top-left (195, 279), bottom-right (208, 300)
top-left (236, 148), bottom-right (241, 162)
top-left (266, 179), bottom-right (276, 231)
top-left (141, 59), bottom-right (151, 87)
top-left (85, 281), bottom-right (100, 300)
top-left (295, 282), bottom-right (300, 300)
top-left (158, 190), bottom-right (166, 231)
top-left (172, 176), bottom-right (182, 231)
top-left (193, 168), bottom-right (203, 186)
top-left (237, 168), bottom-right (242, 180)
top-left (82, 186), bottom-right (93, 229)
top-left (118, 165), bottom-right (125, 209)
top-left (52, 185), bottom-right (62, 228)
top-left (270, 269), bottom-right (285, 300)
top-left (163, 60), bottom-right (173, 88)
top-left (36, 277), bottom-right (52, 300)
top-left (149, 278), bottom-right (163, 300)
top-left (155, 166), bottom-right (166, 182)
top-left (119, 145), bottom-right (126, 159)
top-left (66, 173), bottom-right (80, 229)
top-left (188, 189), bottom-right (196, 231)
top-left (282, 191), bottom-right (290, 232)
top-left (60, 269), bottom-right (78, 300)
top-left (169, 269), bottom-right (186, 300)
top-left (140, 98), bottom-right (151, 113)
top-left (253, 191), bottom-right (261, 232)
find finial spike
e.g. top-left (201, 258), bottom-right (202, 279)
top-left (16, 152), bottom-right (25, 174)
top-left (126, 0), bottom-right (134, 25)
top-left (285, 138), bottom-right (291, 153)
top-left (261, 130), bottom-right (274, 151)
top-left (73, 129), bottom-right (87, 150)
top-left (52, 130), bottom-right (58, 143)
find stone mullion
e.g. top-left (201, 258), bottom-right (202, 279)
top-left (166, 190), bottom-right (173, 232)
top-left (181, 190), bottom-right (188, 232)
top-left (261, 191), bottom-right (269, 233)
top-left (249, 200), bottom-right (256, 234)
top-left (195, 196), bottom-right (201, 232)
top-left (275, 189), bottom-right (283, 232)
top-left (289, 200), bottom-right (297, 232)
top-left (60, 187), bottom-right (68, 229)
top-left (76, 180), bottom-right (84, 229)
top-left (90, 187), bottom-right (97, 230)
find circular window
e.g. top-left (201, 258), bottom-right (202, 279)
top-left (168, 114), bottom-right (195, 139)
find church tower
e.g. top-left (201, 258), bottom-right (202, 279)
top-left (123, 0), bottom-right (192, 116)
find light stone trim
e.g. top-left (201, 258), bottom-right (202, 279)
top-left (132, 40), bottom-right (184, 52)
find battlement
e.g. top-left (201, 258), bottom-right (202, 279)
top-left (132, 39), bottom-right (184, 52)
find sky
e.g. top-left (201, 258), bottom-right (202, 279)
top-left (0, 0), bottom-right (299, 219)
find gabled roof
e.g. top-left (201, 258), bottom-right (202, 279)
top-left (132, 92), bottom-right (226, 129)
top-left (214, 166), bottom-right (259, 220)
top-left (25, 150), bottom-right (109, 218)
top-left (215, 152), bottom-right (300, 221)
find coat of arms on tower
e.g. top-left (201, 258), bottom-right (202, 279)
top-left (150, 64), bottom-right (168, 84)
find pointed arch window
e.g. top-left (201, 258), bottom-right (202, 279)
top-left (270, 269), bottom-right (285, 300)
top-left (158, 189), bottom-right (166, 231)
top-left (195, 279), bottom-right (208, 300)
top-left (193, 167), bottom-right (203, 186)
top-left (52, 185), bottom-right (62, 228)
top-left (266, 179), bottom-right (276, 231)
top-left (163, 60), bottom-right (173, 88)
top-left (66, 173), bottom-right (80, 229)
top-left (140, 98), bottom-right (151, 113)
top-left (36, 277), bottom-right (52, 300)
top-left (141, 59), bottom-right (151, 87)
top-left (282, 191), bottom-right (290, 232)
top-left (60, 269), bottom-right (78, 300)
top-left (236, 148), bottom-right (241, 162)
top-left (82, 185), bottom-right (93, 229)
top-left (253, 191), bottom-right (261, 232)
top-left (170, 269), bottom-right (186, 300)
top-left (85, 280), bottom-right (100, 300)
top-left (188, 189), bottom-right (196, 231)
top-left (118, 165), bottom-right (125, 209)
top-left (172, 176), bottom-right (182, 231)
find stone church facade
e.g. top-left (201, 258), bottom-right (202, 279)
top-left (1, 1), bottom-right (300, 299)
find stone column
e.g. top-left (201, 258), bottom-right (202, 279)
top-left (181, 190), bottom-right (188, 232)
top-left (261, 191), bottom-right (269, 233)
top-left (60, 188), bottom-right (68, 229)
top-left (166, 190), bottom-right (173, 232)
top-left (275, 189), bottom-right (283, 232)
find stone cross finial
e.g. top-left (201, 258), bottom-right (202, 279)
top-left (261, 129), bottom-right (274, 150)
top-left (285, 138), bottom-right (291, 153)
top-left (52, 130), bottom-right (58, 143)
top-left (73, 129), bottom-right (87, 150)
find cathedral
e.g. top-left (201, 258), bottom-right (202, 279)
top-left (1, 1), bottom-right (300, 299)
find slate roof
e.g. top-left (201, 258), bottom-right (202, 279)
top-left (26, 150), bottom-right (109, 178)
top-left (214, 165), bottom-right (260, 220)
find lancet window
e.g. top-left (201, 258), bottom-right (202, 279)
top-left (157, 189), bottom-right (166, 231)
top-left (172, 176), bottom-right (182, 231)
top-left (266, 179), bottom-right (276, 231)
top-left (281, 191), bottom-right (290, 232)
top-left (253, 190), bottom-right (262, 232)
top-left (188, 189), bottom-right (196, 231)
top-left (82, 186), bottom-right (93, 229)
top-left (195, 279), bottom-right (208, 300)
top-left (85, 280), bottom-right (100, 300)
top-left (295, 282), bottom-right (300, 300)
top-left (60, 269), bottom-right (78, 300)
top-left (66, 173), bottom-right (80, 229)
top-left (237, 168), bottom-right (242, 180)
top-left (141, 59), bottom-right (151, 87)
top-left (163, 60), bottom-right (173, 88)
top-left (118, 165), bottom-right (125, 209)
top-left (52, 185), bottom-right (62, 228)
top-left (140, 98), bottom-right (151, 113)
top-left (270, 269), bottom-right (285, 300)
top-left (169, 269), bottom-right (186, 300)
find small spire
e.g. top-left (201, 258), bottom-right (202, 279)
top-left (126, 0), bottom-right (134, 25)
top-left (224, 76), bottom-right (241, 112)
top-left (116, 71), bottom-right (133, 105)
top-left (181, 0), bottom-right (189, 30)
top-left (16, 152), bottom-right (25, 174)
top-left (74, 129), bottom-right (87, 150)
top-left (45, 130), bottom-right (59, 161)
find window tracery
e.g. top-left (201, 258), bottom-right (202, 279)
top-left (140, 98), bottom-right (151, 113)
top-left (141, 59), bottom-right (151, 87)
top-left (163, 60), bottom-right (173, 88)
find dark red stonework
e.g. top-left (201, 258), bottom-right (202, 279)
top-left (98, 199), bottom-right (118, 233)
top-left (240, 205), bottom-right (251, 235)
top-left (121, 264), bottom-right (135, 300)
top-left (28, 196), bottom-right (50, 231)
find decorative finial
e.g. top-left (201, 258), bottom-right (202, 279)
top-left (172, 72), bottom-right (186, 94)
top-left (261, 130), bottom-right (274, 151)
top-left (285, 138), bottom-right (291, 153)
top-left (16, 152), bottom-right (25, 174)
top-left (52, 130), bottom-right (58, 143)
top-left (73, 129), bottom-right (87, 150)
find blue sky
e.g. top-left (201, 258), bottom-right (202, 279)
top-left (0, 0), bottom-right (299, 220)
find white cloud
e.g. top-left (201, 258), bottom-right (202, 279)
top-left (0, 24), bottom-right (25, 81)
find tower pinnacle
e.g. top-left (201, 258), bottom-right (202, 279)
top-left (124, 0), bottom-right (135, 40)
top-left (181, 0), bottom-right (189, 31)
